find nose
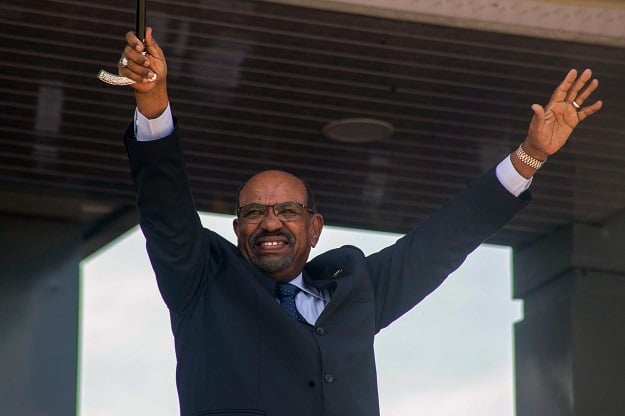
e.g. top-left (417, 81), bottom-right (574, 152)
top-left (259, 208), bottom-right (282, 231)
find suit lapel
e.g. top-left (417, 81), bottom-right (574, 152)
top-left (304, 249), bottom-right (356, 325)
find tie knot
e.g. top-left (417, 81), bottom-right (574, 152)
top-left (277, 282), bottom-right (300, 300)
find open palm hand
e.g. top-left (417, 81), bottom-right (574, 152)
top-left (523, 69), bottom-right (602, 160)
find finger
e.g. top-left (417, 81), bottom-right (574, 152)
top-left (577, 100), bottom-right (603, 122)
top-left (118, 62), bottom-right (157, 83)
top-left (571, 78), bottom-right (599, 108)
top-left (527, 103), bottom-right (545, 137)
top-left (145, 26), bottom-right (153, 47)
top-left (531, 103), bottom-right (545, 120)
top-left (565, 68), bottom-right (593, 104)
top-left (143, 27), bottom-right (164, 60)
top-left (547, 69), bottom-right (577, 107)
top-left (124, 30), bottom-right (144, 53)
top-left (123, 44), bottom-right (150, 68)
top-left (118, 48), bottom-right (156, 83)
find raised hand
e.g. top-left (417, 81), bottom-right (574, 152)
top-left (118, 27), bottom-right (169, 118)
top-left (513, 69), bottom-right (603, 177)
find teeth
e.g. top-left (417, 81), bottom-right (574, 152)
top-left (261, 241), bottom-right (281, 246)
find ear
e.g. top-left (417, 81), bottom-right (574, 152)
top-left (233, 218), bottom-right (240, 237)
top-left (310, 213), bottom-right (324, 248)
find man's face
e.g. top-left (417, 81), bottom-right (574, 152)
top-left (233, 170), bottom-right (324, 282)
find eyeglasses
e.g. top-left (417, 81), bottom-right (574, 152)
top-left (236, 202), bottom-right (314, 224)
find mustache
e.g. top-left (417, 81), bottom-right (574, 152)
top-left (249, 230), bottom-right (295, 246)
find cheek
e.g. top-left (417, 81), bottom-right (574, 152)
top-left (289, 225), bottom-right (314, 249)
top-left (235, 224), bottom-right (255, 246)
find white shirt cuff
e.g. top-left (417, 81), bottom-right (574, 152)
top-left (134, 103), bottom-right (174, 141)
top-left (496, 155), bottom-right (532, 197)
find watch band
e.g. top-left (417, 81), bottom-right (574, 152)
top-left (515, 144), bottom-right (546, 170)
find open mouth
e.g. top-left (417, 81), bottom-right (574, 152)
top-left (255, 239), bottom-right (289, 251)
top-left (258, 241), bottom-right (285, 247)
top-left (250, 230), bottom-right (295, 253)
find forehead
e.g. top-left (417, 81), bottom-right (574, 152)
top-left (239, 171), bottom-right (307, 205)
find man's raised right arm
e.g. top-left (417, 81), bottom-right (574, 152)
top-left (120, 28), bottom-right (207, 312)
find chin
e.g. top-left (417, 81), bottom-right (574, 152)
top-left (252, 256), bottom-right (293, 275)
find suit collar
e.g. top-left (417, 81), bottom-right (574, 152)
top-left (303, 246), bottom-right (362, 325)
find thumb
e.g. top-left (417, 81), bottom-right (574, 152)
top-left (528, 103), bottom-right (545, 135)
top-left (143, 27), bottom-right (164, 59)
top-left (531, 103), bottom-right (545, 120)
top-left (527, 104), bottom-right (545, 142)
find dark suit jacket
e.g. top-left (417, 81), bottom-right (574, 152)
top-left (124, 123), bottom-right (529, 416)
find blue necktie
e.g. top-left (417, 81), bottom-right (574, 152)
top-left (276, 283), bottom-right (307, 324)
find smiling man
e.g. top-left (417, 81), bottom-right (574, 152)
top-left (118, 28), bottom-right (601, 416)
top-left (234, 170), bottom-right (324, 283)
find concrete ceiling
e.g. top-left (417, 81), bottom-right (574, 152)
top-left (264, 0), bottom-right (625, 46)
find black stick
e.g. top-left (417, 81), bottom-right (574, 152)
top-left (97, 0), bottom-right (148, 85)
top-left (136, 0), bottom-right (146, 42)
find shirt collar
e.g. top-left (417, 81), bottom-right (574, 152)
top-left (289, 273), bottom-right (324, 300)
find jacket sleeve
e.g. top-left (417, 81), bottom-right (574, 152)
top-left (124, 121), bottom-right (209, 312)
top-left (366, 167), bottom-right (530, 332)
